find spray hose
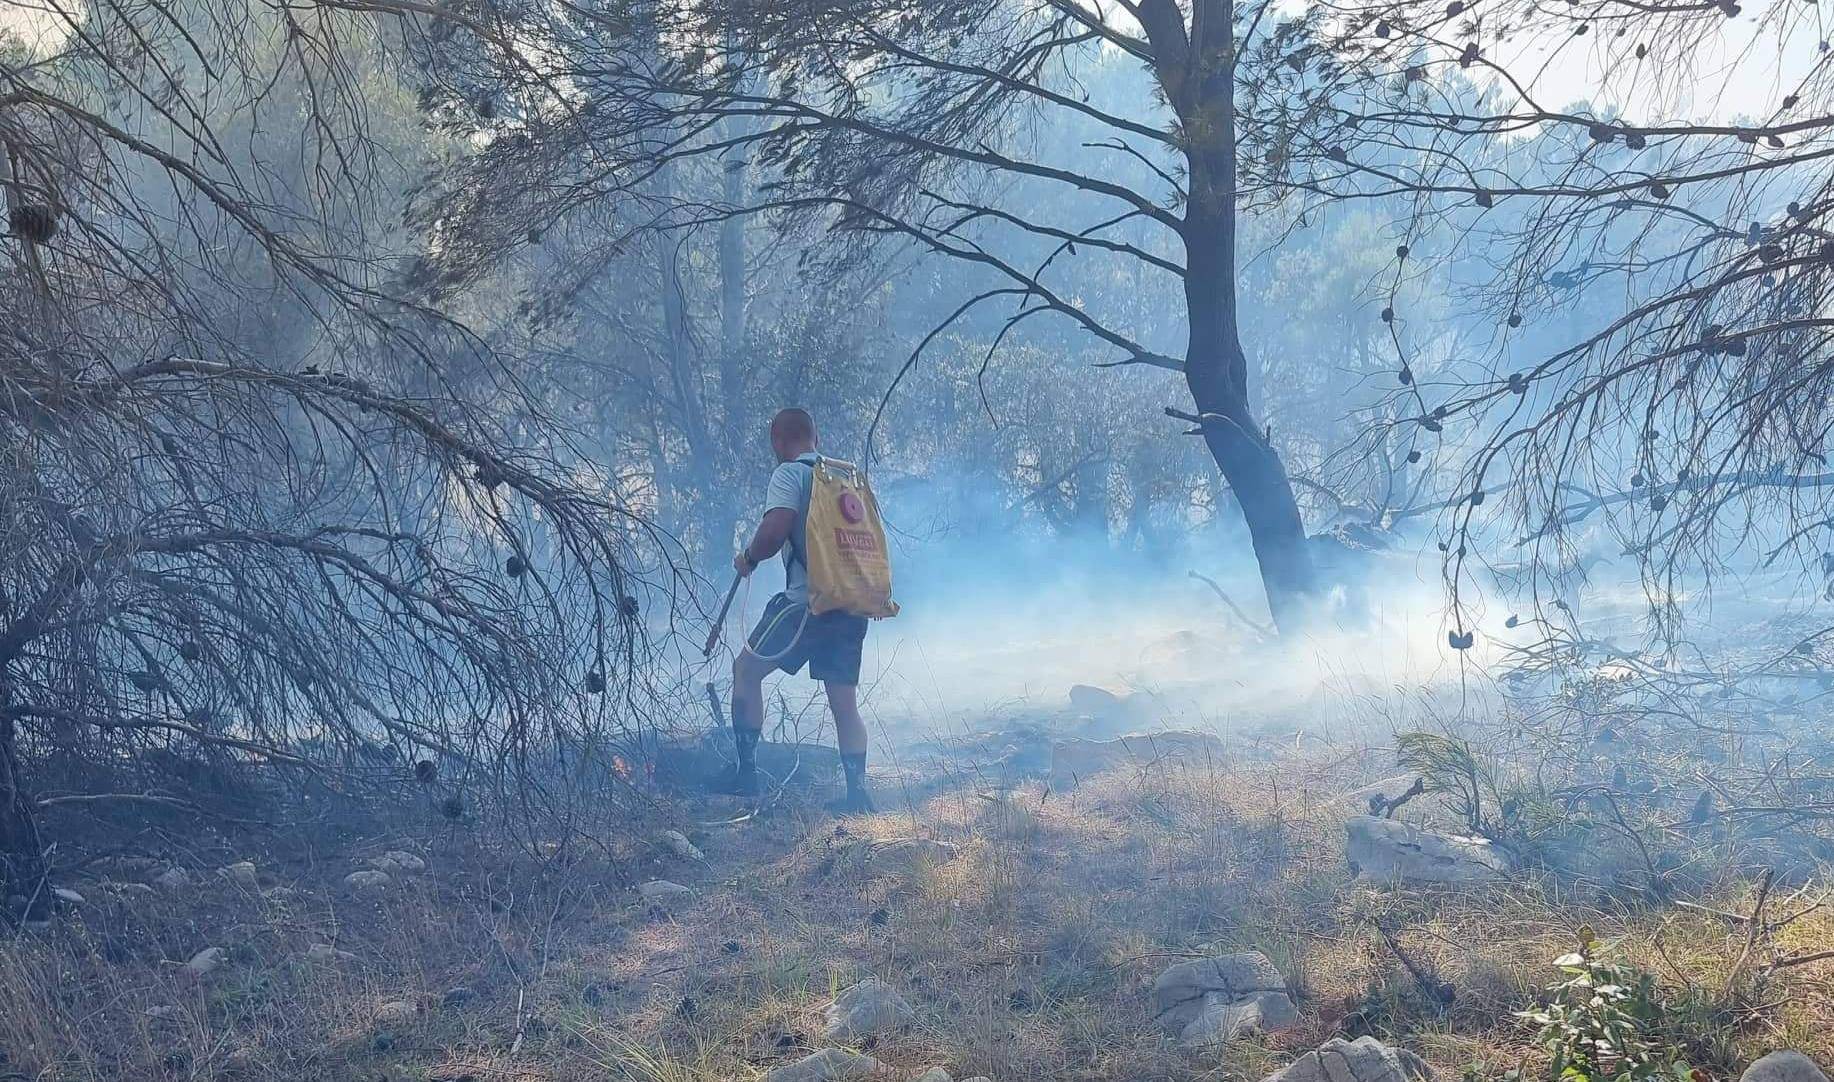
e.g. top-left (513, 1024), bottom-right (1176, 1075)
top-left (700, 571), bottom-right (812, 665)
top-left (731, 572), bottom-right (811, 663)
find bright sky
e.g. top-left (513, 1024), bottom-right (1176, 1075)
top-left (0, 1), bottom-right (71, 54)
top-left (1490, 0), bottom-right (1825, 124)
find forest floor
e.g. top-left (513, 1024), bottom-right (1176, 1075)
top-left (2, 738), bottom-right (1832, 1082)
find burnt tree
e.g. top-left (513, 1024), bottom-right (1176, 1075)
top-left (380, 0), bottom-right (1414, 630)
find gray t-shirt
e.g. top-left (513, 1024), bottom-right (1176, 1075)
top-left (764, 453), bottom-right (818, 603)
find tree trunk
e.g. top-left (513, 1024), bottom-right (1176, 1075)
top-left (711, 77), bottom-right (749, 559)
top-left (1171, 0), bottom-right (1320, 632)
top-left (0, 681), bottom-right (48, 923)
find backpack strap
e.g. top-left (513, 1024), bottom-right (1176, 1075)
top-left (785, 454), bottom-right (819, 575)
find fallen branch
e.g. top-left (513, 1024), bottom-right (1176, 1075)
top-left (1372, 919), bottom-right (1456, 1006)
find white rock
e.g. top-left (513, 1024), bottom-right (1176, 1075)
top-left (910, 1070), bottom-right (953, 1082)
top-left (1049, 731), bottom-right (1224, 789)
top-left (221, 861), bottom-right (259, 887)
top-left (658, 830), bottom-right (706, 861)
top-left (304, 943), bottom-right (357, 964)
top-left (368, 850), bottom-right (427, 875)
top-left (1153, 951), bottom-right (1298, 1048)
top-left (638, 879), bottom-right (696, 912)
top-left (766, 1048), bottom-right (888, 1082)
top-left (1069, 684), bottom-right (1144, 720)
top-left (185, 947), bottom-right (228, 976)
top-left (1743, 1052), bottom-right (1830, 1082)
top-left (154, 867), bottom-right (190, 891)
top-left (1259, 1037), bottom-right (1432, 1082)
top-left (823, 977), bottom-right (916, 1041)
top-left (1345, 816), bottom-right (1513, 884)
top-left (51, 887), bottom-right (84, 905)
top-left (343, 869), bottom-right (393, 893)
top-left (375, 999), bottom-right (417, 1025)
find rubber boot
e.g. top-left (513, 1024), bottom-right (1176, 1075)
top-left (825, 752), bottom-right (874, 814)
top-left (708, 725), bottom-right (761, 797)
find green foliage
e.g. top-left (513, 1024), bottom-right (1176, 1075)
top-left (1395, 731), bottom-right (1490, 833)
top-left (1470, 934), bottom-right (1698, 1082)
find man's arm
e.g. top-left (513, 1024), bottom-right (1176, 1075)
top-left (735, 508), bottom-right (796, 576)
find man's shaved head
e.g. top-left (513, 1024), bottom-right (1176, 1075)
top-left (771, 408), bottom-right (815, 443)
top-left (769, 408), bottom-right (817, 461)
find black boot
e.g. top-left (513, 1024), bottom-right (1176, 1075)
top-left (825, 752), bottom-right (874, 814)
top-left (708, 725), bottom-right (761, 797)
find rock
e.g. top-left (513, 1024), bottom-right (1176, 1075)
top-left (304, 943), bottom-right (357, 964)
top-left (910, 1070), bottom-right (953, 1082)
top-left (658, 830), bottom-right (706, 861)
top-left (184, 947), bottom-right (228, 976)
top-left (1260, 1037), bottom-right (1432, 1082)
top-left (154, 866), bottom-right (190, 891)
top-left (442, 985), bottom-right (477, 1008)
top-left (839, 837), bottom-right (959, 879)
top-left (144, 1005), bottom-right (184, 1021)
top-left (368, 850), bottom-right (427, 875)
top-left (1743, 1052), bottom-right (1830, 1082)
top-left (1153, 951), bottom-right (1298, 1048)
top-left (639, 879), bottom-right (696, 912)
top-left (823, 977), bottom-right (916, 1041)
top-left (51, 886), bottom-right (85, 906)
top-left (375, 999), bottom-right (417, 1025)
top-left (343, 869), bottom-right (393, 893)
top-left (766, 1048), bottom-right (888, 1082)
top-left (1345, 816), bottom-right (1513, 883)
top-left (221, 861), bottom-right (259, 887)
top-left (1049, 731), bottom-right (1224, 789)
top-left (1069, 684), bottom-right (1145, 721)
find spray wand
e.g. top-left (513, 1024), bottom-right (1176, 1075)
top-left (703, 573), bottom-right (744, 659)
top-left (702, 574), bottom-right (743, 729)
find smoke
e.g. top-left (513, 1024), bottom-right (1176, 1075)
top-left (835, 489), bottom-right (1509, 746)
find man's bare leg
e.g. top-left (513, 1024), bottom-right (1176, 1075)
top-left (824, 681), bottom-right (873, 811)
top-left (716, 651), bottom-right (774, 796)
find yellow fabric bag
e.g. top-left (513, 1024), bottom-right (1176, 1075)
top-left (803, 456), bottom-right (899, 618)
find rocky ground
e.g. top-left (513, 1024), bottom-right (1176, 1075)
top-left (2, 728), bottom-right (1831, 1082)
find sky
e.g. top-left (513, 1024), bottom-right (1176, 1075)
top-left (1488, 0), bottom-right (1825, 124)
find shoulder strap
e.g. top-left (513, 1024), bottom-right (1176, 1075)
top-left (785, 455), bottom-right (818, 571)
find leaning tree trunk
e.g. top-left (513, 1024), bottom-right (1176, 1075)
top-left (1169, 0), bottom-right (1321, 633)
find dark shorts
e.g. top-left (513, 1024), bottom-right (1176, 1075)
top-left (747, 593), bottom-right (868, 685)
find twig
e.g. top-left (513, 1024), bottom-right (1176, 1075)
top-left (1727, 868), bottom-right (1776, 991)
top-left (1187, 570), bottom-right (1275, 639)
top-left (1766, 948), bottom-right (1834, 972)
top-left (1372, 919), bottom-right (1455, 1005)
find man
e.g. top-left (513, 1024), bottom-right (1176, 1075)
top-left (712, 408), bottom-right (875, 812)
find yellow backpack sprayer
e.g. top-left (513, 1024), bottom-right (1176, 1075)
top-left (704, 455), bottom-right (897, 662)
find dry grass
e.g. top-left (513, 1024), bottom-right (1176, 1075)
top-left (2, 749), bottom-right (1831, 1082)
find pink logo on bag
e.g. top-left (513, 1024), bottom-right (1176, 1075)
top-left (838, 490), bottom-right (866, 523)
